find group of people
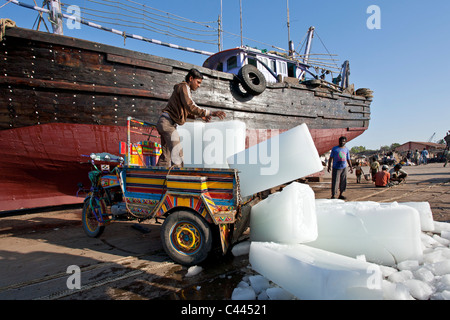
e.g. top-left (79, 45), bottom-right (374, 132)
top-left (406, 148), bottom-right (430, 166)
top-left (372, 162), bottom-right (408, 188)
top-left (327, 137), bottom-right (409, 199)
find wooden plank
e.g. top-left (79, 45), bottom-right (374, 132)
top-left (0, 76), bottom-right (169, 100)
top-left (106, 53), bottom-right (173, 73)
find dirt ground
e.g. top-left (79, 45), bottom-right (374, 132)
top-left (0, 163), bottom-right (448, 300)
top-left (309, 162), bottom-right (450, 222)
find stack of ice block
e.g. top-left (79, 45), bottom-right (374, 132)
top-left (250, 242), bottom-right (383, 300)
top-left (306, 200), bottom-right (423, 266)
top-left (179, 120), bottom-right (246, 168)
top-left (399, 202), bottom-right (435, 232)
top-left (227, 123), bottom-right (323, 197)
top-left (250, 182), bottom-right (317, 243)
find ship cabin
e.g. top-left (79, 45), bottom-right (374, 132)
top-left (202, 46), bottom-right (313, 84)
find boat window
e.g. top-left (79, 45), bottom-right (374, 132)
top-left (227, 56), bottom-right (238, 70)
top-left (270, 60), bottom-right (276, 73)
top-left (258, 57), bottom-right (268, 69)
top-left (248, 57), bottom-right (257, 67)
top-left (216, 62), bottom-right (223, 72)
top-left (277, 61), bottom-right (287, 75)
top-left (287, 63), bottom-right (296, 77)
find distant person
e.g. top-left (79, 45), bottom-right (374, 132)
top-left (390, 164), bottom-right (408, 184)
top-left (327, 136), bottom-right (353, 199)
top-left (354, 160), bottom-right (365, 183)
top-left (444, 147), bottom-right (449, 167)
top-left (421, 148), bottom-right (429, 165)
top-left (414, 149), bottom-right (420, 165)
top-left (375, 165), bottom-right (390, 187)
top-left (370, 157), bottom-right (380, 182)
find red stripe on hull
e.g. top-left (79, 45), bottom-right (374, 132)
top-left (0, 123), bottom-right (366, 211)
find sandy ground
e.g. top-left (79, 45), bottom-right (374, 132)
top-left (0, 162), bottom-right (448, 300)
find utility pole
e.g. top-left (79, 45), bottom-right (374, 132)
top-left (48, 0), bottom-right (63, 35)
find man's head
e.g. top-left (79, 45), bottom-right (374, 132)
top-left (339, 136), bottom-right (347, 147)
top-left (185, 68), bottom-right (203, 91)
top-left (382, 165), bottom-right (389, 171)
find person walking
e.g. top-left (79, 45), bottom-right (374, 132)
top-left (355, 160), bottom-right (365, 183)
top-left (327, 136), bottom-right (353, 199)
top-left (156, 68), bottom-right (226, 167)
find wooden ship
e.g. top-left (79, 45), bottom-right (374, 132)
top-left (0, 1), bottom-right (372, 211)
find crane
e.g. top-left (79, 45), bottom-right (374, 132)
top-left (427, 133), bottom-right (436, 142)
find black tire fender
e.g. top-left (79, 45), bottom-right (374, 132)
top-left (238, 64), bottom-right (266, 95)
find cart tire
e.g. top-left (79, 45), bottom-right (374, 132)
top-left (161, 210), bottom-right (212, 266)
top-left (238, 64), bottom-right (266, 95)
top-left (82, 197), bottom-right (106, 238)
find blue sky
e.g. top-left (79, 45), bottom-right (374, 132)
top-left (2, 0), bottom-right (450, 150)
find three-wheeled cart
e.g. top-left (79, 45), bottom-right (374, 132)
top-left (79, 117), bottom-right (256, 266)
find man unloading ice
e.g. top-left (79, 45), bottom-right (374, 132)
top-left (327, 136), bottom-right (353, 199)
top-left (156, 68), bottom-right (226, 167)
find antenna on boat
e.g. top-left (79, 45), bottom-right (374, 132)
top-left (219, 0), bottom-right (223, 51)
top-left (239, 0), bottom-right (243, 47)
top-left (287, 0), bottom-right (294, 56)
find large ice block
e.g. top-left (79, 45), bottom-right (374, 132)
top-left (227, 123), bottom-right (323, 197)
top-left (307, 200), bottom-right (423, 266)
top-left (178, 121), bottom-right (205, 168)
top-left (250, 182), bottom-right (317, 243)
top-left (249, 242), bottom-right (383, 300)
top-left (179, 120), bottom-right (246, 168)
top-left (399, 202), bottom-right (434, 232)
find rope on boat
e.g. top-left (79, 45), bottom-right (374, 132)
top-left (0, 18), bottom-right (16, 41)
top-left (6, 0), bottom-right (215, 56)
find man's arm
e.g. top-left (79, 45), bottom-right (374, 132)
top-left (347, 150), bottom-right (353, 173)
top-left (180, 84), bottom-right (209, 118)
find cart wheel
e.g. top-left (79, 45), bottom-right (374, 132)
top-left (161, 210), bottom-right (212, 266)
top-left (82, 197), bottom-right (106, 238)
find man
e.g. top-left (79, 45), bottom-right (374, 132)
top-left (389, 164), bottom-right (408, 184)
top-left (375, 165), bottom-right (390, 187)
top-left (421, 148), bottom-right (429, 165)
top-left (156, 68), bottom-right (226, 167)
top-left (327, 136), bottom-right (353, 199)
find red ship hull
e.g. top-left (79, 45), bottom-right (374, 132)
top-left (0, 123), bottom-right (365, 211)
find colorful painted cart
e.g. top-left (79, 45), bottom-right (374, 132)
top-left (79, 117), bottom-right (256, 266)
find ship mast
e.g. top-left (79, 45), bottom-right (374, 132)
top-left (298, 26), bottom-right (315, 80)
top-left (287, 0), bottom-right (294, 56)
